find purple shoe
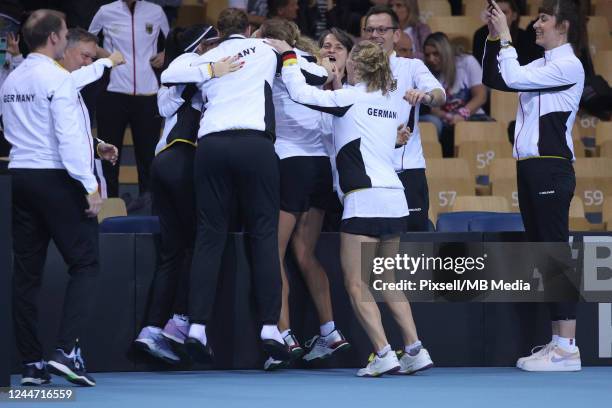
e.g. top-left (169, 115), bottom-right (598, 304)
top-left (162, 318), bottom-right (189, 345)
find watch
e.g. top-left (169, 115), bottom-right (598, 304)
top-left (500, 39), bottom-right (514, 48)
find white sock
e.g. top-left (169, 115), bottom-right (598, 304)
top-left (376, 344), bottom-right (392, 358)
top-left (27, 361), bottom-right (44, 370)
top-left (146, 325), bottom-right (162, 334)
top-left (280, 329), bottom-right (291, 339)
top-left (188, 323), bottom-right (207, 345)
top-left (405, 340), bottom-right (422, 356)
top-left (556, 336), bottom-right (578, 352)
top-left (320, 321), bottom-right (335, 337)
top-left (173, 314), bottom-right (189, 326)
top-left (552, 334), bottom-right (560, 345)
top-left (261, 324), bottom-right (283, 344)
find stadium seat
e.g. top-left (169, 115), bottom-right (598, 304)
top-left (176, 4), bottom-right (206, 27)
top-left (600, 141), bottom-right (612, 158)
top-left (99, 216), bottom-right (160, 233)
top-left (204, 0), bottom-right (228, 24)
top-left (569, 196), bottom-right (593, 231)
top-left (419, 122), bottom-right (442, 158)
top-left (603, 196), bottom-right (612, 230)
top-left (454, 121), bottom-right (507, 148)
top-left (468, 213), bottom-right (525, 232)
top-left (595, 121), bottom-right (612, 147)
top-left (519, 16), bottom-right (537, 29)
top-left (98, 198), bottom-right (127, 223)
top-left (119, 165), bottom-right (138, 184)
top-left (419, 0), bottom-right (451, 22)
top-left (574, 158), bottom-right (612, 213)
top-left (463, 0), bottom-right (487, 19)
top-left (457, 140), bottom-right (513, 181)
top-left (422, 141), bottom-right (443, 158)
top-left (593, 50), bottom-right (612, 84)
top-left (426, 158), bottom-right (474, 222)
top-left (436, 211), bottom-right (502, 232)
top-left (490, 179), bottom-right (520, 212)
top-left (427, 16), bottom-right (482, 52)
top-left (587, 16), bottom-right (612, 53)
top-left (123, 127), bottom-right (133, 146)
top-left (451, 195), bottom-right (510, 212)
top-left (490, 90), bottom-right (518, 125)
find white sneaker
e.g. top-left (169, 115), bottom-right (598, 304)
top-left (356, 351), bottom-right (400, 377)
top-left (303, 329), bottom-right (350, 361)
top-left (263, 357), bottom-right (289, 371)
top-left (516, 342), bottom-right (555, 368)
top-left (397, 348), bottom-right (434, 374)
top-left (520, 345), bottom-right (581, 372)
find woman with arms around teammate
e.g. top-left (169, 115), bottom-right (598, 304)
top-left (266, 37), bottom-right (433, 377)
top-left (484, 0), bottom-right (585, 372)
top-left (256, 19), bottom-right (351, 370)
top-left (134, 24), bottom-right (241, 364)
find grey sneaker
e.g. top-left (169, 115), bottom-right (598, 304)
top-left (134, 327), bottom-right (180, 364)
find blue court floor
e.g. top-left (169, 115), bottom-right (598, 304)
top-left (7, 367), bottom-right (612, 408)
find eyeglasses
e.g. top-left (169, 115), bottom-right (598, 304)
top-left (363, 26), bottom-right (399, 35)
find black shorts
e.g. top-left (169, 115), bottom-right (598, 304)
top-left (340, 216), bottom-right (407, 239)
top-left (279, 156), bottom-right (333, 213)
top-left (398, 168), bottom-right (430, 232)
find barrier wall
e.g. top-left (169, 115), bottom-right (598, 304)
top-left (1, 176), bottom-right (611, 377)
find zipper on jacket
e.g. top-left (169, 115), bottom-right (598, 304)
top-left (130, 3), bottom-right (137, 95)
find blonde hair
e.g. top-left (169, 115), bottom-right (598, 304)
top-left (424, 32), bottom-right (457, 90)
top-left (260, 18), bottom-right (320, 59)
top-left (350, 41), bottom-right (394, 95)
top-left (395, 0), bottom-right (421, 29)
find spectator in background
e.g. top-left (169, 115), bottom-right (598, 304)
top-left (420, 32), bottom-right (489, 157)
top-left (145, 0), bottom-right (182, 26)
top-left (394, 30), bottom-right (413, 58)
top-left (389, 0), bottom-right (431, 60)
top-left (472, 0), bottom-right (542, 66)
top-left (269, 0), bottom-right (299, 21)
top-left (89, 0), bottom-right (169, 210)
top-left (0, 5), bottom-right (23, 173)
top-left (228, 0), bottom-right (268, 27)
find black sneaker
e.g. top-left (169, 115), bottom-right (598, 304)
top-left (21, 363), bottom-right (51, 386)
top-left (262, 339), bottom-right (291, 361)
top-left (185, 337), bottom-right (214, 364)
top-left (48, 344), bottom-right (96, 387)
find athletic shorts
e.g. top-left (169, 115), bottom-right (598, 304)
top-left (279, 156), bottom-right (333, 213)
top-left (340, 216), bottom-right (407, 239)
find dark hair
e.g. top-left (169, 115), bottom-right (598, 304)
top-left (363, 5), bottom-right (400, 30)
top-left (66, 27), bottom-right (97, 47)
top-left (268, 0), bottom-right (291, 17)
top-left (538, 0), bottom-right (587, 56)
top-left (22, 9), bottom-right (65, 50)
top-left (217, 8), bottom-right (249, 37)
top-left (497, 0), bottom-right (520, 36)
top-left (318, 27), bottom-right (354, 53)
top-left (163, 24), bottom-right (218, 70)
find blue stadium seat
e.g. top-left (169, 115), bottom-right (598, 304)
top-left (99, 216), bottom-right (160, 233)
top-left (436, 211), bottom-right (503, 232)
top-left (468, 213), bottom-right (525, 232)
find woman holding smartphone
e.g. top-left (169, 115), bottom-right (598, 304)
top-left (483, 0), bottom-right (585, 372)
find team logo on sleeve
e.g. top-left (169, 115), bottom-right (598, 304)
top-left (145, 23), bottom-right (153, 34)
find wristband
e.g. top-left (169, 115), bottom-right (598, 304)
top-left (281, 51), bottom-right (298, 67)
